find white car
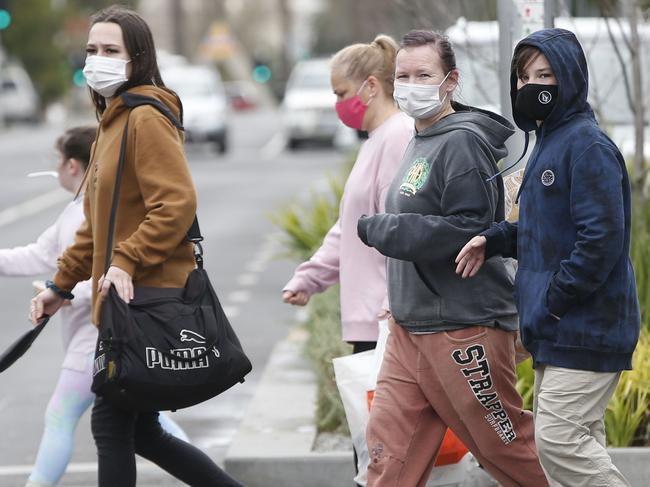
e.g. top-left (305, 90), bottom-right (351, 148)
top-left (0, 62), bottom-right (40, 124)
top-left (282, 58), bottom-right (346, 149)
top-left (162, 65), bottom-right (229, 154)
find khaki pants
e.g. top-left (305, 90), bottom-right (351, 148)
top-left (533, 365), bottom-right (630, 487)
top-left (366, 320), bottom-right (548, 487)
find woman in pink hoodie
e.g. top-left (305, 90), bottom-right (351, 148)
top-left (283, 35), bottom-right (413, 352)
top-left (283, 37), bottom-right (412, 482)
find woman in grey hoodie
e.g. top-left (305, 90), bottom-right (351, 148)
top-left (357, 30), bottom-right (548, 487)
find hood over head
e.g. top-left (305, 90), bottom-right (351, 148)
top-left (511, 28), bottom-right (592, 132)
top-left (417, 102), bottom-right (515, 161)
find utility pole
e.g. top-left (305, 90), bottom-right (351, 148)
top-left (0, 4), bottom-right (10, 130)
top-left (0, 31), bottom-right (5, 129)
top-left (497, 0), bottom-right (555, 169)
top-left (623, 0), bottom-right (645, 188)
top-left (171, 0), bottom-right (185, 56)
top-left (497, 0), bottom-right (522, 168)
top-left (544, 0), bottom-right (555, 28)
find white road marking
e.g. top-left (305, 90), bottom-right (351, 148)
top-left (222, 305), bottom-right (240, 318)
top-left (261, 234), bottom-right (281, 252)
top-left (259, 132), bottom-right (286, 160)
top-left (227, 290), bottom-right (251, 304)
top-left (0, 460), bottom-right (161, 476)
top-left (242, 233), bottom-right (282, 275)
top-left (245, 260), bottom-right (267, 273)
top-left (199, 428), bottom-right (240, 448)
top-left (0, 189), bottom-right (70, 228)
top-left (236, 273), bottom-right (259, 287)
top-left (256, 248), bottom-right (276, 263)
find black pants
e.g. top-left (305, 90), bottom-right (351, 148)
top-left (351, 341), bottom-right (376, 354)
top-left (91, 397), bottom-right (243, 487)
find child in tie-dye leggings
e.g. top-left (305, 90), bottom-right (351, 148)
top-left (0, 127), bottom-right (188, 487)
top-left (26, 354), bottom-right (187, 486)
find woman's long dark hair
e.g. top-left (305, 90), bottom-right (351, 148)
top-left (89, 5), bottom-right (165, 115)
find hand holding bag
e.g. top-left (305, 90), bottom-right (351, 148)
top-left (91, 93), bottom-right (252, 411)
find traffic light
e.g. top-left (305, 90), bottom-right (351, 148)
top-left (68, 53), bottom-right (86, 87)
top-left (72, 69), bottom-right (85, 87)
top-left (0, 9), bottom-right (10, 31)
top-left (251, 56), bottom-right (272, 84)
top-left (0, 0), bottom-right (10, 31)
top-left (252, 64), bottom-right (271, 84)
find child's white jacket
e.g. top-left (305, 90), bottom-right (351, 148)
top-left (0, 197), bottom-right (96, 371)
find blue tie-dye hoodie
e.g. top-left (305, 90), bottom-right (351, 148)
top-left (484, 28), bottom-right (640, 372)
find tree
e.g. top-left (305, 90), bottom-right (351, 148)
top-left (311, 0), bottom-right (497, 56)
top-left (2, 0), bottom-right (68, 109)
top-left (2, 0), bottom-right (137, 109)
top-left (597, 0), bottom-right (647, 191)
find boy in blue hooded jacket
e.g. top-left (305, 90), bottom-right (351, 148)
top-left (456, 28), bottom-right (640, 487)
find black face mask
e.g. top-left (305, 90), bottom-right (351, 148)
top-left (515, 83), bottom-right (558, 121)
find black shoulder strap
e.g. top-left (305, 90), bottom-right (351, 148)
top-left (495, 172), bottom-right (506, 222)
top-left (121, 92), bottom-right (185, 129)
top-left (104, 93), bottom-right (203, 273)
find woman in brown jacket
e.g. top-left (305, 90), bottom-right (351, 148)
top-left (29, 6), bottom-right (242, 486)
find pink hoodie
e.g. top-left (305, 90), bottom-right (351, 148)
top-left (284, 112), bottom-right (413, 341)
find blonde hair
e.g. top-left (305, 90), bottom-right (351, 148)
top-left (331, 34), bottom-right (399, 96)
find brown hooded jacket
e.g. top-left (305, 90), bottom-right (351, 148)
top-left (53, 85), bottom-right (197, 325)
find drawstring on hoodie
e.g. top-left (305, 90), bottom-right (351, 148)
top-left (485, 131), bottom-right (530, 183)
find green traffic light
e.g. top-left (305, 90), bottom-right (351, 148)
top-left (0, 9), bottom-right (11, 30)
top-left (252, 65), bottom-right (272, 84)
top-left (73, 69), bottom-right (86, 87)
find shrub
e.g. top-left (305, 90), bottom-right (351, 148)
top-left (271, 169), bottom-right (347, 262)
top-left (631, 196), bottom-right (650, 331)
top-left (273, 160), bottom-right (353, 433)
top-left (516, 358), bottom-right (535, 411)
top-left (605, 328), bottom-right (650, 446)
top-left (515, 328), bottom-right (650, 447)
top-left (303, 287), bottom-right (352, 433)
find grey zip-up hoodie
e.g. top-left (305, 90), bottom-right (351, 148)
top-left (357, 103), bottom-right (518, 332)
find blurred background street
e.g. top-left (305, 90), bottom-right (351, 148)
top-left (0, 0), bottom-right (648, 485)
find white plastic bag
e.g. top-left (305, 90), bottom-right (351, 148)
top-left (333, 319), bottom-right (390, 486)
top-left (332, 349), bottom-right (374, 485)
top-left (366, 319), bottom-right (390, 392)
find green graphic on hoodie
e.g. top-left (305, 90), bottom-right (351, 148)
top-left (400, 157), bottom-right (430, 197)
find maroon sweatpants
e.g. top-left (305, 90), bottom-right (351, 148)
top-left (366, 320), bottom-right (548, 487)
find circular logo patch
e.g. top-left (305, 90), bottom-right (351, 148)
top-left (538, 90), bottom-right (552, 105)
top-left (541, 169), bottom-right (555, 186)
top-left (399, 157), bottom-right (430, 197)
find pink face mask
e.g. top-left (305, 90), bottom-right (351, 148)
top-left (335, 80), bottom-right (372, 130)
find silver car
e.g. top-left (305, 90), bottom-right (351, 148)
top-left (281, 58), bottom-right (343, 149)
top-left (0, 62), bottom-right (39, 124)
top-left (162, 65), bottom-right (229, 154)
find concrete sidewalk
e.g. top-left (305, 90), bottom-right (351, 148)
top-left (225, 328), bottom-right (356, 487)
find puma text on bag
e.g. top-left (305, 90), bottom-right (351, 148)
top-left (91, 93), bottom-right (252, 411)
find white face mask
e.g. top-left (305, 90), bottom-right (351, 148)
top-left (393, 71), bottom-right (451, 120)
top-left (83, 55), bottom-right (130, 98)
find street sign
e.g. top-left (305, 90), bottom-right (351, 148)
top-left (513, 0), bottom-right (555, 38)
top-left (199, 22), bottom-right (236, 61)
